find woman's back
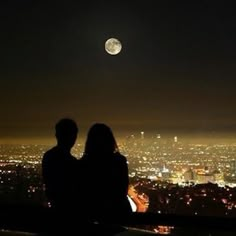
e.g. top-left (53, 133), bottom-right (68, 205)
top-left (81, 123), bottom-right (132, 223)
top-left (81, 152), bottom-right (131, 222)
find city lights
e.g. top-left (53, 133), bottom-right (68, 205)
top-left (0, 134), bottom-right (236, 217)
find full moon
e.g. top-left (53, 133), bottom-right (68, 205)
top-left (105, 38), bottom-right (122, 55)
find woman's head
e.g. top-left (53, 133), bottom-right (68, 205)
top-left (85, 123), bottom-right (118, 155)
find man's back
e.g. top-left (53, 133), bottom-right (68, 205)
top-left (42, 146), bottom-right (79, 209)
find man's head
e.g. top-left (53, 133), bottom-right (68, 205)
top-left (55, 118), bottom-right (78, 149)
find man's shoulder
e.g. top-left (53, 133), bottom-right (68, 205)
top-left (42, 147), bottom-right (58, 162)
top-left (70, 154), bottom-right (78, 163)
top-left (44, 146), bottom-right (58, 155)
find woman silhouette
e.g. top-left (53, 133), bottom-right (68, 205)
top-left (81, 123), bottom-right (132, 224)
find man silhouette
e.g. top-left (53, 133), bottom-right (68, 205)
top-left (42, 118), bottom-right (79, 210)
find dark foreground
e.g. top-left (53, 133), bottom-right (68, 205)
top-left (0, 204), bottom-right (236, 235)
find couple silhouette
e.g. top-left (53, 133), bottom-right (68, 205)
top-left (42, 118), bottom-right (132, 233)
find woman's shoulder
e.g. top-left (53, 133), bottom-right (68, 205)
top-left (113, 152), bottom-right (127, 163)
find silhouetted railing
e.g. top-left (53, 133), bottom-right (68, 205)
top-left (0, 204), bottom-right (236, 234)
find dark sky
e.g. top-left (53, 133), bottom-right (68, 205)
top-left (1, 1), bottom-right (236, 139)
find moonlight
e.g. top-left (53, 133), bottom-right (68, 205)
top-left (105, 38), bottom-right (122, 55)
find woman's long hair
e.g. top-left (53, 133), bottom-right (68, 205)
top-left (84, 123), bottom-right (118, 156)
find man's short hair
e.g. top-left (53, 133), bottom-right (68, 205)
top-left (55, 118), bottom-right (78, 138)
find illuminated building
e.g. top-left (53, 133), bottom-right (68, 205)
top-left (183, 169), bottom-right (195, 182)
top-left (230, 160), bottom-right (236, 175)
top-left (196, 173), bottom-right (214, 184)
top-left (212, 169), bottom-right (224, 182)
top-left (161, 165), bottom-right (171, 180)
top-left (141, 131), bottom-right (144, 139)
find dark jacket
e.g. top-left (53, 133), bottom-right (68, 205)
top-left (42, 146), bottom-right (79, 209)
top-left (81, 152), bottom-right (132, 223)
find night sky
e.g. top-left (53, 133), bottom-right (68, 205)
top-left (1, 1), bottom-right (236, 140)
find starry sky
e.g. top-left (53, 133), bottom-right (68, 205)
top-left (1, 1), bottom-right (236, 140)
